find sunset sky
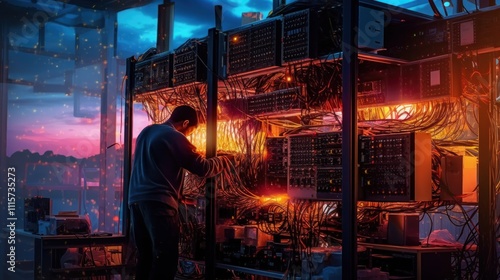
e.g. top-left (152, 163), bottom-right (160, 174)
top-left (6, 0), bottom-right (276, 158)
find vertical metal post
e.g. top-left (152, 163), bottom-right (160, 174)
top-left (39, 22), bottom-right (45, 51)
top-left (121, 56), bottom-right (135, 278)
top-left (122, 56), bottom-right (135, 238)
top-left (477, 54), bottom-right (497, 280)
top-left (341, 0), bottom-right (359, 279)
top-left (456, 0), bottom-right (464, 13)
top-left (98, 11), bottom-right (118, 233)
top-left (157, 0), bottom-right (174, 53)
top-left (273, 0), bottom-right (286, 11)
top-left (214, 4), bottom-right (222, 30)
top-left (205, 5), bottom-right (223, 279)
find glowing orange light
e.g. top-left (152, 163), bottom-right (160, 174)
top-left (189, 120), bottom-right (264, 154)
top-left (390, 104), bottom-right (416, 120)
top-left (233, 36), bottom-right (238, 42)
top-left (286, 76), bottom-right (292, 82)
top-left (113, 216), bottom-right (119, 222)
top-left (259, 194), bottom-right (289, 203)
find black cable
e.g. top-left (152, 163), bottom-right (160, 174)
top-left (429, 0), bottom-right (444, 18)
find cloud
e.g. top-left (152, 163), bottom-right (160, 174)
top-left (117, 5), bottom-right (159, 56)
top-left (119, 9), bottom-right (158, 30)
top-left (119, 11), bottom-right (157, 47)
top-left (9, 133), bottom-right (100, 158)
top-left (8, 113), bottom-right (102, 158)
top-left (225, 0), bottom-right (272, 18)
top-left (173, 21), bottom-right (207, 40)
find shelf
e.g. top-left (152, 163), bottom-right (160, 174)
top-left (216, 263), bottom-right (285, 279)
top-left (8, 230), bottom-right (128, 280)
top-left (49, 265), bottom-right (128, 278)
top-left (359, 242), bottom-right (460, 253)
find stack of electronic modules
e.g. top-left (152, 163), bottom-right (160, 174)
top-left (134, 39), bottom-right (207, 94)
top-left (129, 2), bottom-right (498, 109)
top-left (265, 131), bottom-right (432, 202)
top-left (132, 6), bottom-right (344, 95)
top-left (219, 87), bottom-right (304, 118)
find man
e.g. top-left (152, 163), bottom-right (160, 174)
top-left (128, 105), bottom-right (230, 279)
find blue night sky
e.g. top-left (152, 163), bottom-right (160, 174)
top-left (117, 0), bottom-right (276, 57)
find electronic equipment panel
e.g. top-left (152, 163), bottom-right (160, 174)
top-left (358, 6), bottom-right (385, 51)
top-left (226, 27), bottom-right (250, 76)
top-left (288, 132), bottom-right (343, 200)
top-left (264, 137), bottom-right (288, 195)
top-left (400, 54), bottom-right (458, 101)
top-left (227, 18), bottom-right (282, 76)
top-left (421, 55), bottom-right (453, 99)
top-left (247, 87), bottom-right (303, 117)
top-left (282, 8), bottom-right (318, 63)
top-left (451, 7), bottom-right (500, 53)
top-left (380, 17), bottom-right (448, 60)
top-left (219, 87), bottom-right (304, 119)
top-left (288, 133), bottom-right (317, 199)
top-left (134, 59), bottom-right (151, 95)
top-left (151, 51), bottom-right (173, 90)
top-left (281, 6), bottom-right (382, 63)
top-left (358, 132), bottom-right (432, 202)
top-left (173, 39), bottom-right (207, 86)
top-left (315, 132), bottom-right (343, 200)
top-left (358, 62), bottom-right (401, 107)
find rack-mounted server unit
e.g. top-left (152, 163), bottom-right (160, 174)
top-left (359, 132), bottom-right (432, 202)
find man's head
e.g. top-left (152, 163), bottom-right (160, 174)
top-left (168, 105), bottom-right (199, 136)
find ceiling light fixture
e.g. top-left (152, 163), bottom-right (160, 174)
top-left (442, 0), bottom-right (453, 7)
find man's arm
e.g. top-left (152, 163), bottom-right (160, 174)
top-left (172, 134), bottom-right (229, 178)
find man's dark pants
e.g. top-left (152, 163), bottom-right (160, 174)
top-left (130, 201), bottom-right (180, 280)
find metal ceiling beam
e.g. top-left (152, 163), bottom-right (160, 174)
top-left (54, 0), bottom-right (155, 11)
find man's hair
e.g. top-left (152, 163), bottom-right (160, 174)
top-left (169, 105), bottom-right (199, 127)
